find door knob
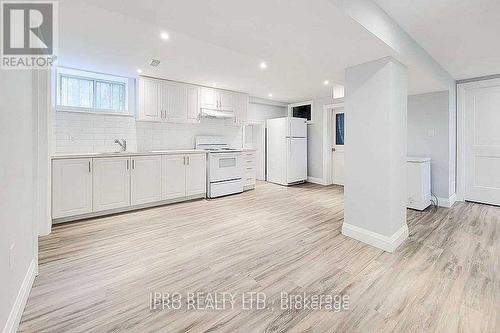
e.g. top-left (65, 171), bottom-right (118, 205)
top-left (332, 147), bottom-right (336, 152)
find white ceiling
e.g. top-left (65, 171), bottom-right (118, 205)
top-left (374, 0), bottom-right (500, 80)
top-left (58, 0), bottom-right (448, 102)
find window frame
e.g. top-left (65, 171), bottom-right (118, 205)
top-left (56, 67), bottom-right (133, 116)
top-left (288, 100), bottom-right (314, 124)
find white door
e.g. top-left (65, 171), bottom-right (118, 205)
top-left (165, 81), bottom-right (188, 122)
top-left (162, 154), bottom-right (186, 200)
top-left (218, 90), bottom-right (234, 112)
top-left (92, 157), bottom-right (131, 212)
top-left (185, 154), bottom-right (207, 196)
top-left (186, 85), bottom-right (200, 122)
top-left (332, 111), bottom-right (345, 185)
top-left (52, 158), bottom-right (92, 218)
top-left (200, 87), bottom-right (218, 110)
top-left (139, 78), bottom-right (162, 121)
top-left (131, 155), bottom-right (162, 205)
top-left (464, 81), bottom-right (500, 206)
top-left (287, 138), bottom-right (307, 183)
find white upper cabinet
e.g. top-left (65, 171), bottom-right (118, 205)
top-left (138, 78), bottom-right (199, 123)
top-left (218, 90), bottom-right (233, 112)
top-left (92, 156), bottom-right (131, 212)
top-left (138, 77), bottom-right (162, 121)
top-left (139, 77), bottom-right (247, 124)
top-left (187, 85), bottom-right (200, 122)
top-left (185, 154), bottom-right (207, 196)
top-left (131, 155), bottom-right (162, 205)
top-left (164, 81), bottom-right (188, 123)
top-left (200, 87), bottom-right (218, 110)
top-left (52, 158), bottom-right (93, 219)
top-left (233, 93), bottom-right (248, 125)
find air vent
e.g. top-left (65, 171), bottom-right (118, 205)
top-left (149, 59), bottom-right (161, 67)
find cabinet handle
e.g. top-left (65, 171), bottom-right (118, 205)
top-left (88, 161), bottom-right (91, 173)
top-left (132, 159), bottom-right (135, 170)
top-left (126, 160), bottom-right (129, 170)
top-left (187, 157), bottom-right (190, 165)
top-left (183, 156), bottom-right (186, 165)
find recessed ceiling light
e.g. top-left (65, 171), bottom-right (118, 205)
top-left (160, 31), bottom-right (169, 40)
top-left (323, 80), bottom-right (329, 85)
top-left (259, 61), bottom-right (267, 70)
top-left (268, 93), bottom-right (273, 97)
top-left (136, 68), bottom-right (143, 74)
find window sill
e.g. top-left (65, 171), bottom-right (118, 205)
top-left (56, 106), bottom-right (134, 117)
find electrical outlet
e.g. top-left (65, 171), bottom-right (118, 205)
top-left (9, 243), bottom-right (15, 271)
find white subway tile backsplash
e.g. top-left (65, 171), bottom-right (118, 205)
top-left (53, 111), bottom-right (243, 154)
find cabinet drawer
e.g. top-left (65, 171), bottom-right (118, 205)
top-left (244, 165), bottom-right (255, 173)
top-left (243, 151), bottom-right (256, 158)
top-left (244, 176), bottom-right (256, 186)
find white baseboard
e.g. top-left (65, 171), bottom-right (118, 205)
top-left (307, 176), bottom-right (327, 185)
top-left (342, 223), bottom-right (409, 253)
top-left (3, 260), bottom-right (36, 333)
top-left (436, 193), bottom-right (457, 208)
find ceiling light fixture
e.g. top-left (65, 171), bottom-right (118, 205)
top-left (160, 31), bottom-right (169, 40)
top-left (268, 93), bottom-right (273, 97)
top-left (323, 80), bottom-right (329, 85)
top-left (136, 69), bottom-right (143, 74)
top-left (259, 61), bottom-right (267, 70)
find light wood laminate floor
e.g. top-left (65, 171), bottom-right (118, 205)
top-left (19, 182), bottom-right (500, 332)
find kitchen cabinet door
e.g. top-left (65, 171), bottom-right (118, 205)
top-left (92, 157), bottom-right (131, 212)
top-left (131, 155), bottom-right (162, 205)
top-left (233, 93), bottom-right (248, 125)
top-left (162, 154), bottom-right (186, 200)
top-left (185, 154), bottom-right (207, 196)
top-left (138, 77), bottom-right (162, 121)
top-left (218, 90), bottom-right (234, 112)
top-left (200, 87), bottom-right (218, 110)
top-left (165, 81), bottom-right (188, 123)
top-left (52, 158), bottom-right (92, 218)
top-left (186, 85), bottom-right (200, 122)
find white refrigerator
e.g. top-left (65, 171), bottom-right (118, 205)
top-left (266, 117), bottom-right (307, 185)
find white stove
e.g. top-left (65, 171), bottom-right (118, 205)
top-left (195, 136), bottom-right (243, 198)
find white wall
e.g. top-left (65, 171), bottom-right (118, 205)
top-left (0, 70), bottom-right (38, 332)
top-left (407, 91), bottom-right (450, 199)
top-left (247, 101), bottom-right (287, 123)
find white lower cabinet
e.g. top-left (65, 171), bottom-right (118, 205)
top-left (131, 155), bottom-right (162, 205)
top-left (185, 154), bottom-right (207, 196)
top-left (242, 150), bottom-right (257, 190)
top-left (161, 154), bottom-right (187, 200)
top-left (52, 158), bottom-right (93, 219)
top-left (52, 153), bottom-right (207, 221)
top-left (92, 156), bottom-right (131, 212)
top-left (162, 153), bottom-right (206, 199)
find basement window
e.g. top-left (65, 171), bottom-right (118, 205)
top-left (56, 67), bottom-right (131, 115)
top-left (288, 100), bottom-right (314, 123)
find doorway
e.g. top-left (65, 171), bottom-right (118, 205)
top-left (458, 78), bottom-right (500, 206)
top-left (331, 108), bottom-right (345, 185)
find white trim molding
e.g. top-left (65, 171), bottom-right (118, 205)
top-left (3, 260), bottom-right (37, 333)
top-left (342, 223), bottom-right (409, 253)
top-left (436, 194), bottom-right (457, 208)
top-left (307, 176), bottom-right (327, 185)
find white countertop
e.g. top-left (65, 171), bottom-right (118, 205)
top-left (51, 150), bottom-right (208, 160)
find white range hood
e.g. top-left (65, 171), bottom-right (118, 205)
top-left (201, 108), bottom-right (234, 119)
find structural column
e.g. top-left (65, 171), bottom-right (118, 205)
top-left (342, 57), bottom-right (409, 252)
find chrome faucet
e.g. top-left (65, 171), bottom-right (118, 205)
top-left (114, 139), bottom-right (127, 152)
